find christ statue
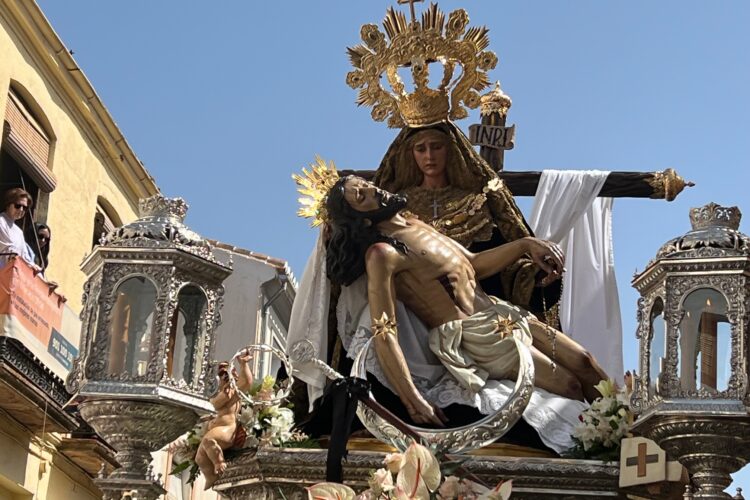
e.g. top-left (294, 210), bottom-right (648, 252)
top-left (323, 175), bottom-right (608, 427)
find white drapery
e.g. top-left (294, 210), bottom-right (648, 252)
top-left (529, 170), bottom-right (623, 378)
top-left (285, 231), bottom-right (331, 409)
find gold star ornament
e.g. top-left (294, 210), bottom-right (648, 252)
top-left (372, 312), bottom-right (398, 338)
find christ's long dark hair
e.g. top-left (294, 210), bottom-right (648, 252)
top-left (325, 177), bottom-right (407, 286)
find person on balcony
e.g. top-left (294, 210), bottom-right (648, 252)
top-left (0, 188), bottom-right (39, 270)
top-left (24, 222), bottom-right (51, 272)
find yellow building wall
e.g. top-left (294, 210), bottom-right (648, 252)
top-left (0, 414), bottom-right (99, 500)
top-left (0, 8), bottom-right (148, 313)
top-left (0, 2), bottom-right (160, 498)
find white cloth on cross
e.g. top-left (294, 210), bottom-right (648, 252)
top-left (529, 170), bottom-right (623, 379)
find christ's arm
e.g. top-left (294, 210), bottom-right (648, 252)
top-left (364, 242), bottom-right (445, 427)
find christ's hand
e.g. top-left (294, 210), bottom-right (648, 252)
top-left (404, 392), bottom-right (448, 427)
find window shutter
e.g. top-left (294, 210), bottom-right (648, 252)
top-left (3, 91), bottom-right (56, 192)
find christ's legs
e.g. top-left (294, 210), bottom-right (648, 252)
top-left (529, 347), bottom-right (584, 401)
top-left (527, 319), bottom-right (609, 402)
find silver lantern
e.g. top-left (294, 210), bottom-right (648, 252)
top-left (66, 195), bottom-right (232, 499)
top-left (631, 202), bottom-right (750, 499)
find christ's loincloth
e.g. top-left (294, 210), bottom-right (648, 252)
top-left (428, 300), bottom-right (533, 393)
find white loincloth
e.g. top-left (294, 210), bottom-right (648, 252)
top-left (429, 300), bottom-right (533, 393)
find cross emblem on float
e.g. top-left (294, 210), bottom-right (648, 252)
top-left (618, 436), bottom-right (686, 488)
top-left (625, 441), bottom-right (659, 478)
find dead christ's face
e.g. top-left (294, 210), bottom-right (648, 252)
top-left (343, 176), bottom-right (385, 213)
top-left (339, 176), bottom-right (407, 224)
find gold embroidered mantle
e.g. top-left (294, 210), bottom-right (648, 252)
top-left (401, 185), bottom-right (494, 248)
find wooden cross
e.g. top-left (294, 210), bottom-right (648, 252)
top-left (473, 96), bottom-right (694, 200)
top-left (397, 0), bottom-right (424, 23)
top-left (430, 198), bottom-right (439, 218)
top-left (625, 442), bottom-right (660, 477)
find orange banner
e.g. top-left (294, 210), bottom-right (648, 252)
top-left (0, 257), bottom-right (63, 346)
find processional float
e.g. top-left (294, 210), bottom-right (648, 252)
top-left (63, 0), bottom-right (750, 499)
top-left (211, 2), bottom-right (727, 500)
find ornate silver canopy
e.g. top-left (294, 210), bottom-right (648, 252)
top-left (654, 203), bottom-right (748, 260)
top-left (66, 194), bottom-right (233, 499)
top-left (631, 202), bottom-right (750, 499)
top-left (99, 196), bottom-right (218, 263)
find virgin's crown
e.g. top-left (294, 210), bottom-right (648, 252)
top-left (346, 3), bottom-right (497, 128)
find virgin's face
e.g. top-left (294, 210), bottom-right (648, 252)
top-left (412, 135), bottom-right (448, 181)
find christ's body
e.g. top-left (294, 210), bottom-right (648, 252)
top-left (326, 176), bottom-right (607, 426)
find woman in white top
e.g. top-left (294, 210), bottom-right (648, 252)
top-left (0, 187), bottom-right (38, 269)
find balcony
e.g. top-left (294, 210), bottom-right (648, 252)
top-left (0, 257), bottom-right (117, 477)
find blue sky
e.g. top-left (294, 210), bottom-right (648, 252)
top-left (36, 0), bottom-right (749, 491)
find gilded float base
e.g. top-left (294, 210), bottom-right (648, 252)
top-left (212, 446), bottom-right (682, 499)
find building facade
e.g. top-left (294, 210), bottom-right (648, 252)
top-left (0, 3), bottom-right (298, 498)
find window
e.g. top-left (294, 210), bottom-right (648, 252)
top-left (648, 298), bottom-right (665, 396)
top-left (1, 86), bottom-right (56, 223)
top-left (678, 288), bottom-right (731, 392)
top-left (166, 285), bottom-right (207, 385)
top-left (92, 197), bottom-right (122, 248)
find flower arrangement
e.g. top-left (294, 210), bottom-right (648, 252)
top-left (170, 374), bottom-right (314, 484)
top-left (566, 378), bottom-right (634, 461)
top-left (306, 441), bottom-right (512, 500)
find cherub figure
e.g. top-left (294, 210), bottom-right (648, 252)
top-left (195, 349), bottom-right (253, 489)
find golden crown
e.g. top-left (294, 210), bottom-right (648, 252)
top-left (293, 156), bottom-right (340, 227)
top-left (346, 3), bottom-right (497, 128)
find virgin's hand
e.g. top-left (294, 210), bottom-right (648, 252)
top-left (524, 238), bottom-right (564, 283)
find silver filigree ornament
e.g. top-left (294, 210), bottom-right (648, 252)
top-left (212, 447), bottom-right (621, 499)
top-left (66, 195), bottom-right (233, 499)
top-left (99, 195), bottom-right (219, 263)
top-left (631, 202), bottom-right (750, 499)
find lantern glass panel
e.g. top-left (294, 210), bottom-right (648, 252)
top-left (648, 298), bottom-right (665, 397)
top-left (678, 288), bottom-right (731, 392)
top-left (106, 276), bottom-right (157, 376)
top-left (168, 285), bottom-right (207, 384)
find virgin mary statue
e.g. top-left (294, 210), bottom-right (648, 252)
top-left (373, 121), bottom-right (561, 320)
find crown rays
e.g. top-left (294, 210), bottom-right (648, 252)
top-left (292, 156), bottom-right (341, 227)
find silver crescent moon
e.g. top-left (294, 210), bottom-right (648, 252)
top-left (351, 333), bottom-right (535, 454)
